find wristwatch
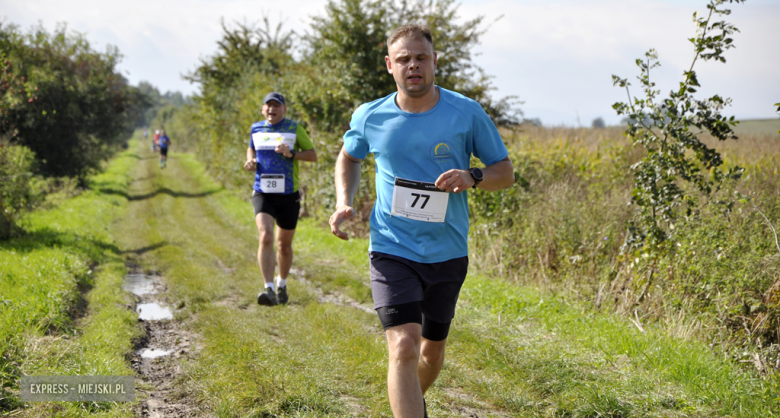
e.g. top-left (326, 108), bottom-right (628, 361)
top-left (288, 150), bottom-right (297, 160)
top-left (469, 167), bottom-right (483, 188)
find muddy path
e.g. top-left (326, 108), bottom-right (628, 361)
top-left (112, 152), bottom-right (211, 417)
top-left (124, 267), bottom-right (200, 418)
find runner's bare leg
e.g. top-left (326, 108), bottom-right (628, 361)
top-left (255, 213), bottom-right (276, 286)
top-left (418, 338), bottom-right (447, 394)
top-left (386, 323), bottom-right (426, 417)
top-left (276, 226), bottom-right (295, 280)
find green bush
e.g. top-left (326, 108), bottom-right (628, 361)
top-left (1, 22), bottom-right (137, 178)
top-left (0, 140), bottom-right (42, 239)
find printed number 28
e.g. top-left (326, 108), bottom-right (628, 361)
top-left (411, 193), bottom-right (430, 209)
top-left (268, 181), bottom-right (277, 188)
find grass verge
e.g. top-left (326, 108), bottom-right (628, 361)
top-left (0, 138), bottom-right (143, 416)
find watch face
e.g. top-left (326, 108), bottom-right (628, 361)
top-left (472, 168), bottom-right (483, 181)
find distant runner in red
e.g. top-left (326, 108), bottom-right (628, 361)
top-left (153, 129), bottom-right (160, 152)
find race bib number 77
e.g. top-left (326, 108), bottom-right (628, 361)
top-left (390, 178), bottom-right (449, 223)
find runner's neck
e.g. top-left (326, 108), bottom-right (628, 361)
top-left (395, 86), bottom-right (440, 114)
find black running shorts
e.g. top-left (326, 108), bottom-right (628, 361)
top-left (369, 251), bottom-right (468, 340)
top-left (159, 148), bottom-right (168, 157)
top-left (252, 190), bottom-right (301, 230)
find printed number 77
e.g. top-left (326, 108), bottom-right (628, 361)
top-left (411, 193), bottom-right (430, 209)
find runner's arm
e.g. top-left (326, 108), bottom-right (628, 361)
top-left (435, 157), bottom-right (514, 193)
top-left (274, 143), bottom-right (318, 162)
top-left (476, 157), bottom-right (514, 191)
top-left (243, 147), bottom-right (257, 171)
top-left (293, 148), bottom-right (317, 162)
top-left (329, 147), bottom-right (362, 240)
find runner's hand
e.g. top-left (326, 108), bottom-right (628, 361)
top-left (435, 169), bottom-right (474, 193)
top-left (329, 205), bottom-right (355, 241)
top-left (243, 158), bottom-right (257, 171)
top-left (275, 143), bottom-right (292, 158)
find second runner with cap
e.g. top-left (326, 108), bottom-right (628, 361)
top-left (244, 92), bottom-right (318, 306)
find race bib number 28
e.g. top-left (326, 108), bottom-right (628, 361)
top-left (390, 178), bottom-right (449, 223)
top-left (260, 174), bottom-right (285, 193)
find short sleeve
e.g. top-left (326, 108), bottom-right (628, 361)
top-left (295, 125), bottom-right (314, 151)
top-left (470, 105), bottom-right (508, 166)
top-left (343, 108), bottom-right (370, 159)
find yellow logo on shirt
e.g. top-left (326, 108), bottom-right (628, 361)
top-left (431, 142), bottom-right (452, 163)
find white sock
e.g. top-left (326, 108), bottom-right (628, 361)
top-left (265, 282), bottom-right (275, 291)
top-left (276, 276), bottom-right (287, 288)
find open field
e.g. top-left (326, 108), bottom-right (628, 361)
top-left (2, 134), bottom-right (778, 416)
top-left (733, 118), bottom-right (780, 136)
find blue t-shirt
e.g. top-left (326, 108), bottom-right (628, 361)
top-left (343, 87), bottom-right (509, 263)
top-left (159, 135), bottom-right (170, 149)
top-left (249, 119), bottom-right (314, 194)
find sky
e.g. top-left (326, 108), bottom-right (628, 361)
top-left (2, 0), bottom-right (778, 126)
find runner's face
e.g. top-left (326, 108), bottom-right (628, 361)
top-left (262, 100), bottom-right (286, 125)
top-left (385, 37), bottom-right (437, 99)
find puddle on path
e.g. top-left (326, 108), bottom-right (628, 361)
top-left (137, 303), bottom-right (174, 321)
top-left (123, 274), bottom-right (158, 296)
top-left (136, 348), bottom-right (173, 359)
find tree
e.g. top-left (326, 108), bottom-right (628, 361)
top-left (592, 117), bottom-right (605, 128)
top-left (185, 18), bottom-right (294, 94)
top-left (300, 0), bottom-right (521, 131)
top-left (0, 22), bottom-right (137, 178)
top-left (134, 81), bottom-right (188, 127)
top-left (612, 0), bottom-right (744, 255)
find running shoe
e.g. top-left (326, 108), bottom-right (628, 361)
top-left (277, 286), bottom-right (288, 305)
top-left (257, 287), bottom-right (278, 306)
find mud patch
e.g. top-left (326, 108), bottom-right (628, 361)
top-left (131, 320), bottom-right (202, 417)
top-left (124, 271), bottom-right (204, 417)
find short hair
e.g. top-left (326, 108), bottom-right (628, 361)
top-left (387, 24), bottom-right (434, 51)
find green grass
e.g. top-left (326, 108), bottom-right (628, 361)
top-left (0, 137), bottom-right (142, 416)
top-left (124, 133), bottom-right (777, 416)
top-left (3, 135), bottom-right (778, 416)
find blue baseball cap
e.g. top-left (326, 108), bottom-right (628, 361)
top-left (263, 92), bottom-right (285, 105)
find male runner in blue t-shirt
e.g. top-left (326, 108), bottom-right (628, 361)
top-left (244, 92), bottom-right (317, 306)
top-left (329, 24), bottom-right (514, 417)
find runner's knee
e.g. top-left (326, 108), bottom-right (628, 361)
top-left (387, 333), bottom-right (419, 363)
top-left (276, 242), bottom-right (293, 257)
top-left (420, 342), bottom-right (445, 365)
top-left (259, 231), bottom-right (274, 247)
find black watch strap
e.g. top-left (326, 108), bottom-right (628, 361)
top-left (469, 167), bottom-right (483, 188)
top-left (288, 149), bottom-right (297, 160)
